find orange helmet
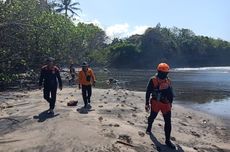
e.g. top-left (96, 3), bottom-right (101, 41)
top-left (157, 63), bottom-right (170, 72)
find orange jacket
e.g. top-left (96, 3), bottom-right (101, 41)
top-left (78, 68), bottom-right (96, 86)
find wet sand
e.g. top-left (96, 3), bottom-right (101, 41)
top-left (0, 87), bottom-right (230, 152)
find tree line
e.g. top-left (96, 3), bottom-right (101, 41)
top-left (1, 0), bottom-right (230, 87)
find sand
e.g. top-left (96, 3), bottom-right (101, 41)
top-left (0, 87), bottom-right (229, 152)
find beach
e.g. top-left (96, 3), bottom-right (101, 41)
top-left (0, 87), bottom-right (229, 152)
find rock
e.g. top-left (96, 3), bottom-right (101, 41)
top-left (202, 120), bottom-right (207, 124)
top-left (186, 115), bottom-right (192, 119)
top-left (132, 114), bottom-right (137, 117)
top-left (114, 124), bottom-right (120, 127)
top-left (158, 123), bottom-right (162, 127)
top-left (67, 100), bottom-right (78, 106)
top-left (98, 116), bottom-right (103, 122)
top-left (98, 105), bottom-right (103, 108)
top-left (127, 121), bottom-right (134, 125)
top-left (193, 147), bottom-right (198, 150)
top-left (171, 137), bottom-right (176, 141)
top-left (179, 122), bottom-right (188, 126)
top-left (191, 131), bottom-right (200, 138)
top-left (121, 100), bottom-right (126, 103)
top-left (138, 131), bottom-right (145, 137)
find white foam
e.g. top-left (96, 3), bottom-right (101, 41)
top-left (173, 66), bottom-right (230, 71)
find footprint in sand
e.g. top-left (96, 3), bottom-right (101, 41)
top-left (118, 135), bottom-right (132, 144)
top-left (132, 114), bottom-right (137, 117)
top-left (127, 121), bottom-right (134, 125)
top-left (118, 114), bottom-right (122, 118)
top-left (138, 131), bottom-right (145, 137)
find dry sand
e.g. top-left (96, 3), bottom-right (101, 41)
top-left (0, 87), bottom-right (229, 152)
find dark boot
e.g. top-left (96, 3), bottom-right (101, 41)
top-left (165, 140), bottom-right (176, 149)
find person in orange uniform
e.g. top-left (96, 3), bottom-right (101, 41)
top-left (78, 62), bottom-right (96, 108)
top-left (145, 63), bottom-right (176, 149)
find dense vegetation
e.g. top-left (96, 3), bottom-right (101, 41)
top-left (1, 0), bottom-right (230, 87)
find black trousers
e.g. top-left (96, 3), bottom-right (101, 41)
top-left (81, 85), bottom-right (92, 107)
top-left (147, 111), bottom-right (172, 141)
top-left (43, 87), bottom-right (57, 110)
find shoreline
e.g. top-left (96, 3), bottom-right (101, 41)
top-left (0, 87), bottom-right (230, 152)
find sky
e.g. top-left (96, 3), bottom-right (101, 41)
top-left (74, 0), bottom-right (229, 41)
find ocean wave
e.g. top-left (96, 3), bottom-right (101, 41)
top-left (173, 66), bottom-right (230, 71)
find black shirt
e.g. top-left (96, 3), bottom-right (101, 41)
top-left (39, 65), bottom-right (62, 88)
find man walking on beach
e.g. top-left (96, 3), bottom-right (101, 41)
top-left (39, 57), bottom-right (62, 114)
top-left (145, 63), bottom-right (176, 149)
top-left (78, 62), bottom-right (96, 109)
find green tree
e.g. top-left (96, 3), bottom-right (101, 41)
top-left (52, 0), bottom-right (81, 18)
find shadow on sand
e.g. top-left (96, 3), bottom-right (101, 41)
top-left (33, 110), bottom-right (59, 122)
top-left (149, 132), bottom-right (184, 152)
top-left (76, 106), bottom-right (95, 114)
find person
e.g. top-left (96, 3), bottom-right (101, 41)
top-left (78, 62), bottom-right (96, 109)
top-left (69, 63), bottom-right (76, 85)
top-left (39, 57), bottom-right (62, 114)
top-left (145, 63), bottom-right (176, 149)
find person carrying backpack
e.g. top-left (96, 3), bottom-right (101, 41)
top-left (145, 63), bottom-right (176, 149)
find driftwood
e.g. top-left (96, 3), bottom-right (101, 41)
top-left (116, 140), bottom-right (135, 147)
